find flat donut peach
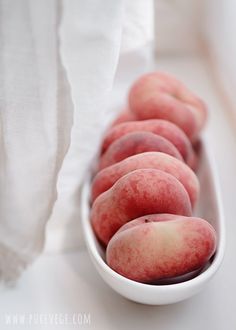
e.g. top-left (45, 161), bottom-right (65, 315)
top-left (92, 152), bottom-right (199, 207)
top-left (91, 168), bottom-right (192, 246)
top-left (101, 119), bottom-right (194, 166)
top-left (99, 131), bottom-right (183, 170)
top-left (106, 214), bottom-right (216, 283)
top-left (129, 72), bottom-right (207, 141)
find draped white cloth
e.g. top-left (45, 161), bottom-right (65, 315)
top-left (0, 0), bottom-right (153, 282)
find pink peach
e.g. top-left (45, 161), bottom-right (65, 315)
top-left (111, 108), bottom-right (137, 127)
top-left (100, 119), bottom-right (194, 167)
top-left (129, 72), bottom-right (207, 141)
top-left (91, 169), bottom-right (192, 246)
top-left (106, 214), bottom-right (216, 283)
top-left (92, 152), bottom-right (199, 207)
top-left (99, 131), bottom-right (183, 170)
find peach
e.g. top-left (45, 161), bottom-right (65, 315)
top-left (92, 152), bottom-right (199, 207)
top-left (111, 108), bottom-right (137, 127)
top-left (106, 214), bottom-right (216, 283)
top-left (100, 119), bottom-right (194, 166)
top-left (129, 72), bottom-right (207, 141)
top-left (91, 169), bottom-right (192, 246)
top-left (99, 131), bottom-right (183, 170)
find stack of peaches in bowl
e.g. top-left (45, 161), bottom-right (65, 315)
top-left (82, 72), bottom-right (225, 305)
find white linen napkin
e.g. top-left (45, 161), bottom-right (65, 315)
top-left (0, 0), bottom-right (74, 282)
top-left (45, 0), bottom-right (125, 252)
top-left (45, 0), bottom-right (154, 252)
top-left (0, 0), bottom-right (154, 282)
top-left (0, 0), bottom-right (124, 282)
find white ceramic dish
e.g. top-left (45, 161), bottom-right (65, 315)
top-left (81, 137), bottom-right (225, 305)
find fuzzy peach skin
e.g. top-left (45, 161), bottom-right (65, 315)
top-left (106, 214), bottom-right (217, 283)
top-left (100, 119), bottom-right (194, 166)
top-left (129, 72), bottom-right (207, 141)
top-left (99, 131), bottom-right (183, 170)
top-left (92, 152), bottom-right (199, 207)
top-left (91, 169), bottom-right (192, 246)
top-left (111, 108), bottom-right (137, 127)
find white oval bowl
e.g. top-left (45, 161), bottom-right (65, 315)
top-left (81, 137), bottom-right (225, 305)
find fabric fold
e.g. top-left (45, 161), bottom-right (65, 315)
top-left (0, 0), bottom-right (72, 282)
top-left (45, 0), bottom-right (124, 252)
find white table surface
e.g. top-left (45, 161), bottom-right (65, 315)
top-left (0, 55), bottom-right (235, 330)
